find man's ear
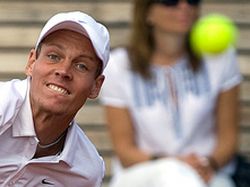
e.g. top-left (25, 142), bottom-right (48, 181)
top-left (25, 49), bottom-right (36, 76)
top-left (88, 75), bottom-right (105, 99)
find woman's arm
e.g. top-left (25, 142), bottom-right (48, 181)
top-left (105, 106), bottom-right (151, 168)
top-left (210, 85), bottom-right (240, 169)
top-left (182, 85), bottom-right (240, 183)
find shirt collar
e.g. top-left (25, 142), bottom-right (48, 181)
top-left (12, 78), bottom-right (36, 137)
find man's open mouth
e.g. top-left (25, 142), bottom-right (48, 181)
top-left (47, 84), bottom-right (70, 95)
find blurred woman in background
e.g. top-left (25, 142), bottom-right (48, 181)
top-left (100, 0), bottom-right (242, 186)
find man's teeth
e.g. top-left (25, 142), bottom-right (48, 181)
top-left (48, 84), bottom-right (68, 95)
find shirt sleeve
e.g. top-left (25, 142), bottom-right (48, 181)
top-left (220, 47), bottom-right (242, 91)
top-left (205, 46), bottom-right (242, 92)
top-left (99, 48), bottom-right (129, 108)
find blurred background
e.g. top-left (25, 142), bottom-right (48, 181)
top-left (0, 0), bottom-right (249, 186)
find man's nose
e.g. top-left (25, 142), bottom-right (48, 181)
top-left (54, 62), bottom-right (73, 80)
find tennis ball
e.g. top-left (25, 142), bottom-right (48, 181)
top-left (190, 13), bottom-right (238, 56)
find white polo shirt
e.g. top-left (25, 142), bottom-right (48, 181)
top-left (0, 78), bottom-right (105, 187)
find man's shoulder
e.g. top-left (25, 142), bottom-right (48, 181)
top-left (64, 123), bottom-right (105, 173)
top-left (62, 123), bottom-right (105, 181)
top-left (70, 123), bottom-right (102, 159)
top-left (0, 79), bottom-right (28, 95)
top-left (0, 79), bottom-right (28, 114)
top-left (0, 79), bottom-right (28, 127)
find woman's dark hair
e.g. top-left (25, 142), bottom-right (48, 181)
top-left (127, 0), bottom-right (201, 79)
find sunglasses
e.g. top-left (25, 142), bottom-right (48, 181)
top-left (156, 0), bottom-right (201, 6)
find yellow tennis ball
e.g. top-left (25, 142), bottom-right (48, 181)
top-left (190, 13), bottom-right (238, 56)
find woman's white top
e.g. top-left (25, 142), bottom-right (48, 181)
top-left (100, 47), bottom-right (242, 175)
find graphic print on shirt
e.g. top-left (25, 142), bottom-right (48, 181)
top-left (131, 60), bottom-right (210, 138)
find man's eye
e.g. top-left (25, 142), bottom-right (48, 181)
top-left (75, 63), bottom-right (88, 72)
top-left (48, 54), bottom-right (60, 61)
